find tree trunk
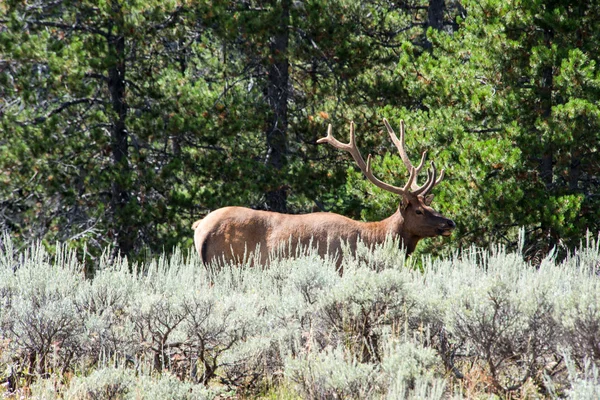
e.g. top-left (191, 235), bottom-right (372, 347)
top-left (569, 155), bottom-right (580, 192)
top-left (539, 28), bottom-right (554, 190)
top-left (424, 0), bottom-right (445, 49)
top-left (264, 0), bottom-right (290, 213)
top-left (107, 16), bottom-right (134, 256)
top-left (538, 27), bottom-right (555, 248)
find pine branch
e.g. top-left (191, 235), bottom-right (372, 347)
top-left (21, 98), bottom-right (107, 126)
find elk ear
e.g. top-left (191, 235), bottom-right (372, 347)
top-left (400, 199), bottom-right (408, 211)
top-left (424, 194), bottom-right (434, 206)
top-left (400, 194), bottom-right (412, 211)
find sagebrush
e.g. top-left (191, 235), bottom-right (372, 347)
top-left (1, 232), bottom-right (599, 398)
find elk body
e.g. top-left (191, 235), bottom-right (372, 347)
top-left (193, 119), bottom-right (455, 266)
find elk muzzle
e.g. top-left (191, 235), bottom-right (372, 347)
top-left (437, 219), bottom-right (456, 236)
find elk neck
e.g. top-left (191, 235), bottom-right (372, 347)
top-left (359, 210), bottom-right (419, 256)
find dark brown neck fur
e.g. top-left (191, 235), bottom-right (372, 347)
top-left (358, 210), bottom-right (421, 256)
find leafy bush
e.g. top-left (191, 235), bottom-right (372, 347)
top-left (29, 366), bottom-right (217, 399)
top-left (315, 267), bottom-right (413, 362)
top-left (1, 232), bottom-right (600, 398)
top-left (545, 352), bottom-right (600, 400)
top-left (285, 346), bottom-right (380, 400)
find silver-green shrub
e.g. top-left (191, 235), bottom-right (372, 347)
top-left (424, 246), bottom-right (558, 391)
top-left (564, 359), bottom-right (600, 400)
top-left (381, 339), bottom-right (440, 389)
top-left (76, 255), bottom-right (138, 368)
top-left (545, 352), bottom-right (600, 400)
top-left (2, 232), bottom-right (600, 398)
top-left (314, 266), bottom-right (413, 362)
top-left (212, 253), bottom-right (339, 388)
top-left (285, 346), bottom-right (380, 399)
top-left (0, 243), bottom-right (85, 378)
top-left (386, 375), bottom-right (448, 400)
top-left (553, 235), bottom-right (600, 363)
top-left (32, 366), bottom-right (217, 399)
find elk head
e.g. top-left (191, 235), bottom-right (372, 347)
top-left (317, 118), bottom-right (455, 252)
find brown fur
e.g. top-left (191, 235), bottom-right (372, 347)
top-left (193, 194), bottom-right (454, 267)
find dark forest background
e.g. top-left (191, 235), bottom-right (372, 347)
top-left (1, 0), bottom-right (599, 263)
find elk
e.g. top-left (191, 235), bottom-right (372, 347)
top-left (192, 118), bottom-right (455, 266)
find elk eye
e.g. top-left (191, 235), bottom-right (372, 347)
top-left (416, 209), bottom-right (423, 215)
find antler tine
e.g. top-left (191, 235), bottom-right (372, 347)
top-left (318, 121), bottom-right (408, 195)
top-left (413, 161), bottom-right (444, 196)
top-left (365, 154), bottom-right (417, 193)
top-left (318, 123), bottom-right (348, 150)
top-left (403, 166), bottom-right (418, 192)
top-left (400, 120), bottom-right (428, 174)
top-left (383, 118), bottom-right (427, 191)
top-left (385, 118), bottom-right (448, 196)
top-left (413, 162), bottom-right (433, 196)
top-left (436, 169), bottom-right (445, 186)
top-left (317, 122), bottom-right (365, 169)
top-left (317, 120), bottom-right (445, 197)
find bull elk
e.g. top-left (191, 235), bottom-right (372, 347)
top-left (193, 118), bottom-right (455, 266)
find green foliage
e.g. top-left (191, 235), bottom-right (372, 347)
top-left (0, 0), bottom-right (413, 260)
top-left (335, 0), bottom-right (600, 259)
top-left (1, 0), bottom-right (600, 267)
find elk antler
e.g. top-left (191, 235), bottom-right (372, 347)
top-left (382, 118), bottom-right (445, 196)
top-left (317, 121), bottom-right (416, 196)
top-left (317, 119), bottom-right (445, 197)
